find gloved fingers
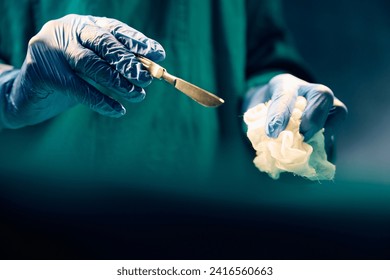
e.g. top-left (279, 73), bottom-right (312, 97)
top-left (322, 99), bottom-right (347, 162)
top-left (92, 16), bottom-right (166, 62)
top-left (78, 24), bottom-right (152, 88)
top-left (323, 97), bottom-right (348, 133)
top-left (265, 84), bottom-right (297, 138)
top-left (299, 84), bottom-right (334, 140)
top-left (71, 47), bottom-right (145, 102)
top-left (68, 74), bottom-right (126, 117)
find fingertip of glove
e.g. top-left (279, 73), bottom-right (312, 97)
top-left (144, 45), bottom-right (166, 62)
top-left (155, 49), bottom-right (166, 62)
top-left (111, 103), bottom-right (126, 117)
top-left (302, 130), bottom-right (314, 142)
top-left (123, 87), bottom-right (146, 103)
top-left (266, 117), bottom-right (285, 138)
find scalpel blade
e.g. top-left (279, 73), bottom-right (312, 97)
top-left (136, 54), bottom-right (224, 107)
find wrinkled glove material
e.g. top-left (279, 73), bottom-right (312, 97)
top-left (0, 14), bottom-right (165, 129)
top-left (244, 96), bottom-right (335, 181)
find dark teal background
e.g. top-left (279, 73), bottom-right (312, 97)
top-left (1, 0), bottom-right (390, 259)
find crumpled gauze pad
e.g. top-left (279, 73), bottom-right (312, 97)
top-left (243, 96), bottom-right (335, 180)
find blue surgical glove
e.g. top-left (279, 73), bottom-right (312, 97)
top-left (243, 74), bottom-right (347, 141)
top-left (0, 14), bottom-right (165, 129)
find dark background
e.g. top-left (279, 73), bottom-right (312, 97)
top-left (1, 0), bottom-right (390, 259)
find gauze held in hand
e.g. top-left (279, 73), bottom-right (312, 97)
top-left (244, 96), bottom-right (335, 180)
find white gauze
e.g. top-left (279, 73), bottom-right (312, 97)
top-left (243, 96), bottom-right (335, 180)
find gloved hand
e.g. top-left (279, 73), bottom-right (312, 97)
top-left (0, 14), bottom-right (165, 129)
top-left (243, 74), bottom-right (347, 157)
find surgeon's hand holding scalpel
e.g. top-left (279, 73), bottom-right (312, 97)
top-left (0, 14), bottom-right (165, 129)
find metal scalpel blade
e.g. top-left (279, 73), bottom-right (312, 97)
top-left (135, 55), bottom-right (224, 108)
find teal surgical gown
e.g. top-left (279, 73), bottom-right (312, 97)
top-left (0, 0), bottom-right (310, 189)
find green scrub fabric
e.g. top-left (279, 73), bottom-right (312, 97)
top-left (0, 0), bottom-right (310, 188)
